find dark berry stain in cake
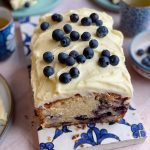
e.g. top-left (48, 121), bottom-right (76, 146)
top-left (72, 134), bottom-right (79, 140)
top-left (75, 115), bottom-right (88, 120)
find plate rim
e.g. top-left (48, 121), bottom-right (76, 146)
top-left (0, 74), bottom-right (13, 140)
top-left (94, 0), bottom-right (120, 12)
top-left (12, 0), bottom-right (60, 18)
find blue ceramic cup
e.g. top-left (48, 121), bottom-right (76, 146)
top-left (0, 7), bottom-right (16, 61)
top-left (119, 0), bottom-right (150, 37)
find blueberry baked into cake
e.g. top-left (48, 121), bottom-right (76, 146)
top-left (31, 8), bottom-right (133, 128)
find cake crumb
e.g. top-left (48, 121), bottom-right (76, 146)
top-left (80, 144), bottom-right (84, 148)
top-left (72, 134), bottom-right (79, 140)
top-left (75, 124), bottom-right (86, 130)
top-left (47, 136), bottom-right (51, 141)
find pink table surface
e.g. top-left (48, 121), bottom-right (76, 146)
top-left (0, 0), bottom-right (150, 150)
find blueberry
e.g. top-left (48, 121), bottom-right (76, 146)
top-left (81, 17), bottom-right (92, 26)
top-left (98, 56), bottom-right (110, 67)
top-left (66, 56), bottom-right (76, 66)
top-left (43, 51), bottom-right (54, 63)
top-left (101, 49), bottom-right (110, 57)
top-left (76, 55), bottom-right (86, 63)
top-left (83, 47), bottom-right (94, 59)
top-left (40, 22), bottom-right (49, 31)
top-left (70, 14), bottom-right (79, 22)
top-left (141, 56), bottom-right (150, 67)
top-left (70, 31), bottom-right (80, 41)
top-left (24, 2), bottom-right (30, 8)
top-left (147, 46), bottom-right (150, 54)
top-left (58, 52), bottom-right (69, 64)
top-left (43, 66), bottom-right (54, 77)
top-left (60, 36), bottom-right (71, 47)
top-left (69, 50), bottom-right (79, 59)
top-left (89, 39), bottom-right (98, 49)
top-left (136, 49), bottom-right (144, 56)
top-left (59, 73), bottom-right (72, 84)
top-left (51, 13), bottom-right (63, 22)
top-left (95, 19), bottom-right (103, 26)
top-left (69, 67), bottom-right (80, 78)
top-left (63, 24), bottom-right (72, 34)
top-left (81, 32), bottom-right (91, 41)
top-left (52, 29), bottom-right (64, 41)
top-left (90, 13), bottom-right (99, 23)
top-left (96, 26), bottom-right (108, 38)
top-left (109, 55), bottom-right (120, 66)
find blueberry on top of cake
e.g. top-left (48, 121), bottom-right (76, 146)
top-left (31, 8), bottom-right (133, 128)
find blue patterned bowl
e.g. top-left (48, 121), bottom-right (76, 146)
top-left (119, 1), bottom-right (150, 37)
top-left (0, 7), bottom-right (16, 61)
top-left (129, 30), bottom-right (150, 79)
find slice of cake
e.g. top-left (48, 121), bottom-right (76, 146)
top-left (0, 97), bottom-right (7, 125)
top-left (31, 8), bottom-right (133, 128)
top-left (10, 0), bottom-right (37, 10)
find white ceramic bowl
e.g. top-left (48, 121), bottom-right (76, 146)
top-left (129, 30), bottom-right (150, 79)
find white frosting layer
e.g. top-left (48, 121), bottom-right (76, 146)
top-left (31, 8), bottom-right (133, 107)
top-left (10, 0), bottom-right (37, 10)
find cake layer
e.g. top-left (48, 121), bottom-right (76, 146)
top-left (35, 93), bottom-right (129, 128)
top-left (31, 8), bottom-right (133, 108)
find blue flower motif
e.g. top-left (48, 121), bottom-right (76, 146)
top-left (129, 105), bottom-right (136, 110)
top-left (119, 118), bottom-right (131, 126)
top-left (6, 25), bottom-right (16, 52)
top-left (74, 123), bottom-right (120, 149)
top-left (52, 126), bottom-right (72, 141)
top-left (22, 32), bottom-right (31, 56)
top-left (19, 17), bottom-right (30, 24)
top-left (131, 123), bottom-right (146, 138)
top-left (40, 142), bottom-right (54, 150)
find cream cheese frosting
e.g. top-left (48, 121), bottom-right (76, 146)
top-left (31, 8), bottom-right (133, 107)
top-left (10, 0), bottom-right (37, 10)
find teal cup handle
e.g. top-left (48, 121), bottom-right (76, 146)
top-left (0, 7), bottom-right (16, 61)
top-left (119, 1), bottom-right (150, 37)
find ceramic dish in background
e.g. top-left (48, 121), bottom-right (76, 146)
top-left (129, 30), bottom-right (150, 79)
top-left (0, 74), bottom-right (13, 141)
top-left (94, 0), bottom-right (120, 12)
top-left (0, 0), bottom-right (60, 18)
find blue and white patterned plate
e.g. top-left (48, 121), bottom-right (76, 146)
top-left (20, 17), bottom-right (147, 150)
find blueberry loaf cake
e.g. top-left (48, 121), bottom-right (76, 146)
top-left (31, 8), bottom-right (133, 128)
top-left (10, 0), bottom-right (37, 10)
